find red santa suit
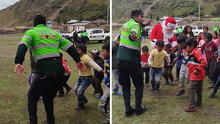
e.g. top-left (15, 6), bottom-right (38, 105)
top-left (150, 17), bottom-right (177, 47)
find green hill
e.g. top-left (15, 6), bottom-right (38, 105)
top-left (0, 0), bottom-right (109, 28)
top-left (113, 0), bottom-right (220, 22)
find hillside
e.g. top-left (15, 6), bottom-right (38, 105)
top-left (113, 0), bottom-right (220, 22)
top-left (0, 0), bottom-right (109, 28)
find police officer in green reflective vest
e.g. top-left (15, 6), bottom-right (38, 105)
top-left (14, 15), bottom-right (84, 124)
top-left (116, 10), bottom-right (150, 117)
top-left (80, 30), bottom-right (89, 44)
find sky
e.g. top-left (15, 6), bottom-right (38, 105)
top-left (0, 0), bottom-right (19, 10)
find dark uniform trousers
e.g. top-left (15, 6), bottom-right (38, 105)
top-left (28, 71), bottom-right (64, 124)
top-left (117, 60), bottom-right (144, 111)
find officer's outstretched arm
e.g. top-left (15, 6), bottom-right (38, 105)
top-left (14, 44), bottom-right (28, 76)
top-left (15, 44), bottom-right (28, 64)
top-left (66, 45), bottom-right (80, 63)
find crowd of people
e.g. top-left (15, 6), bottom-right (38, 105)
top-left (14, 15), bottom-right (110, 124)
top-left (114, 9), bottom-right (220, 117)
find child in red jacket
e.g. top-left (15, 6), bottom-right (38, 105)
top-left (201, 33), bottom-right (218, 87)
top-left (141, 46), bottom-right (150, 86)
top-left (185, 37), bottom-right (207, 112)
top-left (58, 53), bottom-right (72, 97)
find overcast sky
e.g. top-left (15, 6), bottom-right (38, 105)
top-left (0, 0), bottom-right (19, 10)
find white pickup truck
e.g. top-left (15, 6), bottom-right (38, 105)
top-left (191, 25), bottom-right (203, 37)
top-left (61, 29), bottom-right (110, 43)
top-left (86, 29), bottom-right (110, 43)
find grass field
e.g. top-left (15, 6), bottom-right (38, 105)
top-left (112, 40), bottom-right (220, 124)
top-left (0, 34), bottom-right (106, 124)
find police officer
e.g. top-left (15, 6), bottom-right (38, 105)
top-left (81, 30), bottom-right (89, 44)
top-left (116, 10), bottom-right (150, 117)
top-left (14, 15), bottom-right (83, 124)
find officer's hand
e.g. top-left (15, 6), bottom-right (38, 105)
top-left (143, 19), bottom-right (151, 26)
top-left (14, 64), bottom-right (26, 76)
top-left (76, 62), bottom-right (85, 72)
top-left (130, 31), bottom-right (139, 41)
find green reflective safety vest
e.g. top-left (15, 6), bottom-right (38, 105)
top-left (20, 24), bottom-right (73, 63)
top-left (213, 27), bottom-right (219, 32)
top-left (81, 32), bottom-right (88, 37)
top-left (119, 19), bottom-right (142, 51)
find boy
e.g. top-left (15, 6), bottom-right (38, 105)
top-left (90, 49), bottom-right (104, 99)
top-left (112, 35), bottom-right (122, 95)
top-left (185, 37), bottom-right (207, 112)
top-left (58, 53), bottom-right (72, 97)
top-left (163, 43), bottom-right (176, 85)
top-left (141, 46), bottom-right (150, 86)
top-left (201, 33), bottom-right (218, 88)
top-left (176, 35), bottom-right (189, 96)
top-left (99, 43), bottom-right (110, 123)
top-left (75, 44), bottom-right (103, 110)
top-left (148, 40), bottom-right (170, 92)
top-left (209, 42), bottom-right (220, 98)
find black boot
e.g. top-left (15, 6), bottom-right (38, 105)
top-left (125, 106), bottom-right (135, 117)
top-left (135, 105), bottom-right (146, 116)
top-left (75, 104), bottom-right (85, 110)
top-left (29, 116), bottom-right (37, 124)
top-left (47, 115), bottom-right (55, 124)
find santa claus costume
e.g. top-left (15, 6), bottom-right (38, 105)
top-left (150, 17), bottom-right (177, 48)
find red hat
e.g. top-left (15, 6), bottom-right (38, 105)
top-left (165, 17), bottom-right (176, 28)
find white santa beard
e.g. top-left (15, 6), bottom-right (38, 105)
top-left (162, 21), bottom-right (175, 43)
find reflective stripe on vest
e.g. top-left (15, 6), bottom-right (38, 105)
top-left (120, 35), bottom-right (140, 50)
top-left (32, 43), bottom-right (59, 51)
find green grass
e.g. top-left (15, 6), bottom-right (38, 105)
top-left (0, 34), bottom-right (106, 124)
top-left (112, 40), bottom-right (220, 124)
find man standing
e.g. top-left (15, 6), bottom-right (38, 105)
top-left (150, 17), bottom-right (177, 50)
top-left (116, 10), bottom-right (150, 117)
top-left (14, 15), bottom-right (83, 124)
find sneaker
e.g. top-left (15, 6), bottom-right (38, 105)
top-left (93, 91), bottom-right (99, 95)
top-left (184, 104), bottom-right (198, 112)
top-left (163, 82), bottom-right (169, 85)
top-left (170, 82), bottom-right (175, 86)
top-left (75, 104), bottom-right (85, 110)
top-left (135, 105), bottom-right (146, 116)
top-left (176, 89), bottom-right (185, 96)
top-left (125, 107), bottom-right (135, 117)
top-left (95, 95), bottom-right (102, 99)
top-left (208, 85), bottom-right (214, 89)
top-left (113, 91), bottom-right (123, 95)
top-left (57, 94), bottom-right (65, 97)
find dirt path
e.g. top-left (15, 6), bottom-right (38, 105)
top-left (143, 0), bottom-right (160, 15)
top-left (49, 0), bottom-right (72, 21)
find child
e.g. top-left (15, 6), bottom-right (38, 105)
top-left (141, 46), bottom-right (150, 86)
top-left (184, 37), bottom-right (207, 112)
top-left (90, 49), bottom-right (104, 99)
top-left (182, 25), bottom-right (194, 37)
top-left (58, 53), bottom-right (72, 97)
top-left (148, 40), bottom-right (170, 92)
top-left (99, 43), bottom-right (110, 124)
top-left (112, 36), bottom-right (122, 95)
top-left (201, 33), bottom-right (218, 87)
top-left (163, 43), bottom-right (176, 85)
top-left (176, 35), bottom-right (189, 96)
top-left (209, 44), bottom-right (220, 98)
top-left (212, 31), bottom-right (219, 46)
top-left (75, 44), bottom-right (103, 110)
top-left (198, 26), bottom-right (209, 48)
